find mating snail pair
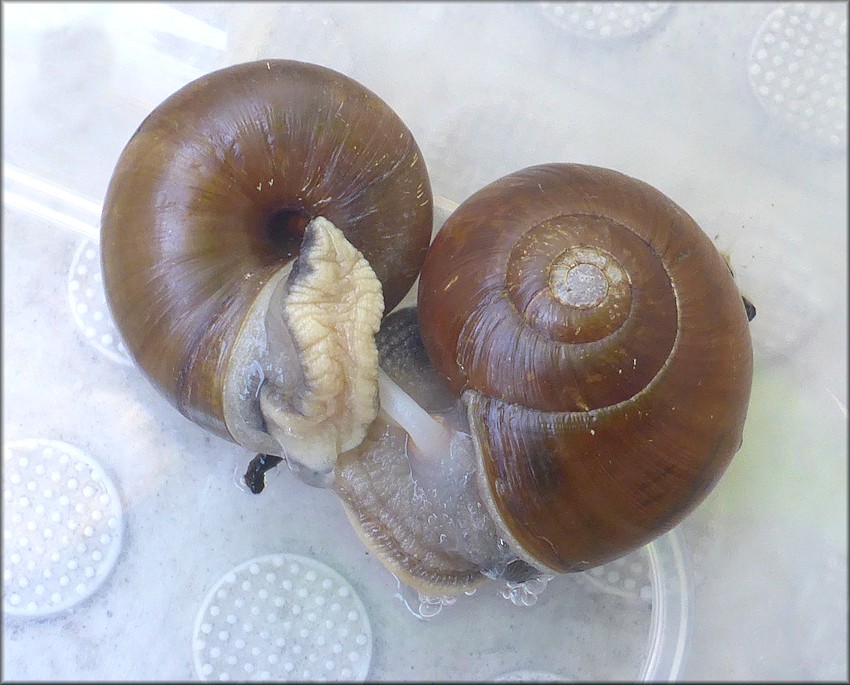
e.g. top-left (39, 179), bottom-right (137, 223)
top-left (101, 60), bottom-right (753, 597)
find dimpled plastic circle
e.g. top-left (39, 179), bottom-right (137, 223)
top-left (68, 239), bottom-right (132, 365)
top-left (2, 439), bottom-right (124, 617)
top-left (540, 2), bottom-right (672, 39)
top-left (748, 3), bottom-right (848, 149)
top-left (581, 546), bottom-right (653, 602)
top-left (193, 554), bottom-right (373, 682)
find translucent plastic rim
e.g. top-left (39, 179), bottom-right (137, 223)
top-left (640, 527), bottom-right (693, 681)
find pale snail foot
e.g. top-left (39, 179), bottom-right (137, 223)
top-left (332, 308), bottom-right (550, 597)
top-left (242, 303), bottom-right (550, 597)
top-left (223, 216), bottom-right (385, 474)
top-left (333, 417), bottom-right (501, 595)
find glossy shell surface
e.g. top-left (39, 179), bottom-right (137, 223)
top-left (418, 163), bottom-right (753, 572)
top-left (101, 60), bottom-right (432, 441)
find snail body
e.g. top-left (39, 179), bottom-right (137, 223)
top-left (102, 61), bottom-right (753, 599)
top-left (101, 60), bottom-right (432, 471)
top-left (334, 164), bottom-right (753, 593)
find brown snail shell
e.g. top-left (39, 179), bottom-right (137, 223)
top-left (332, 164), bottom-right (754, 595)
top-left (414, 163), bottom-right (754, 576)
top-left (101, 60), bottom-right (433, 465)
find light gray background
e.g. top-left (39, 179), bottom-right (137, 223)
top-left (3, 2), bottom-right (847, 681)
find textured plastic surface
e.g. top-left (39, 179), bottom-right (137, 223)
top-left (3, 439), bottom-right (123, 618)
top-left (2, 2), bottom-right (846, 681)
top-left (192, 554), bottom-right (373, 682)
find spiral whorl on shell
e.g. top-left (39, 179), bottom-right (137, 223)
top-left (418, 164), bottom-right (753, 574)
top-left (101, 60), bottom-right (432, 464)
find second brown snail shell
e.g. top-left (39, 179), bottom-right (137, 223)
top-left (333, 164), bottom-right (753, 594)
